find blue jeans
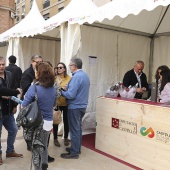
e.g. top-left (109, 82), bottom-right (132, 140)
top-left (0, 114), bottom-right (18, 154)
top-left (68, 108), bottom-right (86, 156)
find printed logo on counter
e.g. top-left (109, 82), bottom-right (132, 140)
top-left (140, 127), bottom-right (155, 138)
top-left (112, 118), bottom-right (137, 134)
top-left (156, 131), bottom-right (170, 143)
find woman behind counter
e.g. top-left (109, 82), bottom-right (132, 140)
top-left (155, 65), bottom-right (169, 91)
top-left (159, 69), bottom-right (170, 103)
top-left (53, 62), bottom-right (71, 147)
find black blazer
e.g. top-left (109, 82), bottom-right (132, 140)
top-left (20, 65), bottom-right (35, 97)
top-left (123, 69), bottom-right (148, 99)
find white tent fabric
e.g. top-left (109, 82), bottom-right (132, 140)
top-left (0, 0), bottom-right (45, 42)
top-left (88, 0), bottom-right (170, 25)
top-left (60, 23), bottom-right (81, 74)
top-left (2, 0), bottom-right (170, 135)
top-left (40, 0), bottom-right (170, 134)
top-left (40, 0), bottom-right (98, 134)
top-left (92, 5), bottom-right (170, 35)
top-left (43, 0), bottom-right (98, 32)
top-left (6, 38), bottom-right (24, 68)
top-left (18, 37), bottom-right (60, 70)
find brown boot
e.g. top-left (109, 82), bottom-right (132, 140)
top-left (6, 151), bottom-right (23, 158)
top-left (54, 139), bottom-right (60, 147)
top-left (0, 154), bottom-right (3, 165)
top-left (64, 138), bottom-right (70, 146)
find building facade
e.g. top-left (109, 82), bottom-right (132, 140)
top-left (0, 0), bottom-right (15, 34)
top-left (15, 0), bottom-right (112, 23)
top-left (15, 0), bottom-right (71, 23)
top-left (0, 0), bottom-right (112, 34)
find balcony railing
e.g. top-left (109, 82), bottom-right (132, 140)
top-left (43, 1), bottom-right (50, 9)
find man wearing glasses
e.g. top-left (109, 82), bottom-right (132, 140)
top-left (20, 54), bottom-right (43, 99)
top-left (60, 57), bottom-right (90, 159)
top-left (20, 54), bottom-right (43, 151)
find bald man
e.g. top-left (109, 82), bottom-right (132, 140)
top-left (123, 60), bottom-right (148, 99)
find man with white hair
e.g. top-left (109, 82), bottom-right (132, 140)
top-left (123, 60), bottom-right (148, 99)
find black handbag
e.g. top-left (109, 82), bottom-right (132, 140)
top-left (16, 85), bottom-right (43, 129)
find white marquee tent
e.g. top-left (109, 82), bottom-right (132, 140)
top-left (37, 0), bottom-right (170, 134)
top-left (0, 0), bottom-right (60, 70)
top-left (1, 0), bottom-right (170, 134)
top-left (0, 0), bottom-right (44, 41)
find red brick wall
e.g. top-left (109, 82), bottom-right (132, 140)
top-left (0, 0), bottom-right (15, 34)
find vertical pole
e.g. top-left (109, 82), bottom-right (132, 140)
top-left (149, 37), bottom-right (154, 84)
top-left (12, 38), bottom-right (14, 55)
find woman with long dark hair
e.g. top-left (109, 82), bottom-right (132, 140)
top-left (159, 69), bottom-right (170, 103)
top-left (53, 62), bottom-right (71, 147)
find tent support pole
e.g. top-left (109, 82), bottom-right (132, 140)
top-left (12, 39), bottom-right (14, 55)
top-left (148, 37), bottom-right (154, 84)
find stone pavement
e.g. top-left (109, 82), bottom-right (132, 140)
top-left (0, 126), bottom-right (134, 170)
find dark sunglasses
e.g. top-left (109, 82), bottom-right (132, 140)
top-left (56, 67), bottom-right (64, 69)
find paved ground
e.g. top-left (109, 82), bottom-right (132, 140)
top-left (0, 126), bottom-right (135, 170)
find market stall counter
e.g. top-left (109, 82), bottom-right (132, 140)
top-left (95, 96), bottom-right (170, 170)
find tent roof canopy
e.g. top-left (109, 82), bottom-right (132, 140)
top-left (0, 0), bottom-right (45, 42)
top-left (1, 0), bottom-right (170, 41)
top-left (85, 0), bottom-right (170, 37)
top-left (42, 0), bottom-right (170, 38)
top-left (43, 0), bottom-right (97, 32)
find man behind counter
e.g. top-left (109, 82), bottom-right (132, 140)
top-left (123, 60), bottom-right (148, 99)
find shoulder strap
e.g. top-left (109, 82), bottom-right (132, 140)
top-left (34, 85), bottom-right (38, 101)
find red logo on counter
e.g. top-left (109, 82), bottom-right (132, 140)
top-left (112, 118), bottom-right (119, 128)
top-left (112, 117), bottom-right (137, 134)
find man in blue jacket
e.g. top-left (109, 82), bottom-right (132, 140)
top-left (61, 57), bottom-right (90, 159)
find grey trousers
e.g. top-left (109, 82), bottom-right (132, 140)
top-left (34, 130), bottom-right (50, 170)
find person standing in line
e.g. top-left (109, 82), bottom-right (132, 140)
top-left (123, 60), bottom-right (148, 99)
top-left (20, 54), bottom-right (43, 98)
top-left (22, 62), bottom-right (56, 170)
top-left (20, 54), bottom-right (43, 151)
top-left (5, 55), bottom-right (22, 88)
top-left (53, 63), bottom-right (71, 147)
top-left (20, 56), bottom-right (55, 162)
top-left (60, 57), bottom-right (90, 159)
top-left (0, 56), bottom-right (23, 165)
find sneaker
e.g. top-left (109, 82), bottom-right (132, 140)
top-left (64, 138), bottom-right (70, 146)
top-left (6, 151), bottom-right (23, 158)
top-left (0, 154), bottom-right (3, 165)
top-left (48, 155), bottom-right (55, 163)
top-left (54, 139), bottom-right (60, 147)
